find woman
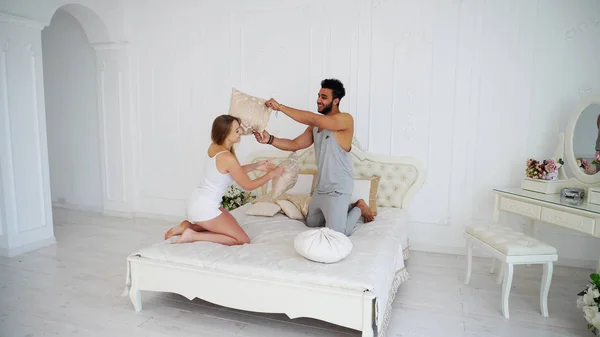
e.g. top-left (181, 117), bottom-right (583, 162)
top-left (165, 115), bottom-right (283, 245)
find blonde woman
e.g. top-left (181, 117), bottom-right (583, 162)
top-left (165, 115), bottom-right (283, 245)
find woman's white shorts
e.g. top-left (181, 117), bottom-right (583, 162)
top-left (186, 189), bottom-right (222, 223)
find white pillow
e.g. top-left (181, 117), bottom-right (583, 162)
top-left (350, 176), bottom-right (380, 216)
top-left (276, 199), bottom-right (304, 220)
top-left (294, 228), bottom-right (353, 263)
top-left (351, 179), bottom-right (371, 204)
top-left (245, 202), bottom-right (281, 216)
top-left (271, 173), bottom-right (314, 196)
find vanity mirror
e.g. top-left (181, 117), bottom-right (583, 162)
top-left (565, 97), bottom-right (600, 185)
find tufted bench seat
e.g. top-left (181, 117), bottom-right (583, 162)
top-left (463, 225), bottom-right (558, 319)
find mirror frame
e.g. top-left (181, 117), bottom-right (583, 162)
top-left (564, 95), bottom-right (600, 185)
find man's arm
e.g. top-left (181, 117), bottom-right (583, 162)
top-left (269, 101), bottom-right (353, 131)
top-left (254, 126), bottom-right (313, 151)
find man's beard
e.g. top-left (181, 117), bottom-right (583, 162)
top-left (318, 102), bottom-right (333, 115)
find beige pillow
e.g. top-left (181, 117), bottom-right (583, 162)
top-left (282, 194), bottom-right (312, 218)
top-left (245, 202), bottom-right (281, 216)
top-left (227, 88), bottom-right (272, 135)
top-left (254, 152), bottom-right (300, 203)
top-left (351, 176), bottom-right (380, 216)
top-left (276, 200), bottom-right (304, 220)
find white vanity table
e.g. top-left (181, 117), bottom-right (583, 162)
top-left (492, 187), bottom-right (600, 273)
top-left (493, 97), bottom-right (600, 273)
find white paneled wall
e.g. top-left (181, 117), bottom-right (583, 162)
top-left (1, 0), bottom-right (599, 265)
top-left (123, 0), bottom-right (600, 266)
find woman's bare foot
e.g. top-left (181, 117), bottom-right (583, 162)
top-left (164, 220), bottom-right (193, 240)
top-left (354, 199), bottom-right (375, 223)
top-left (175, 228), bottom-right (196, 244)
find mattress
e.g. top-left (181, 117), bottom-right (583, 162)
top-left (128, 205), bottom-right (410, 329)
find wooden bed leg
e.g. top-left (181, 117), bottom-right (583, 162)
top-left (130, 287), bottom-right (142, 312)
top-left (362, 291), bottom-right (376, 337)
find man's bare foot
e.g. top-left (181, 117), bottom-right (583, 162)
top-left (354, 199), bottom-right (375, 223)
top-left (164, 220), bottom-right (193, 240)
top-left (175, 228), bottom-right (196, 244)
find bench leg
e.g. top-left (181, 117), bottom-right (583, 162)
top-left (540, 262), bottom-right (553, 317)
top-left (501, 263), bottom-right (513, 319)
top-left (465, 241), bottom-right (473, 284)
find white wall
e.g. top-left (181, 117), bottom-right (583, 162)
top-left (42, 9), bottom-right (102, 212)
top-left (123, 0), bottom-right (600, 267)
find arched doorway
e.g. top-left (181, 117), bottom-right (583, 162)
top-left (0, 2), bottom-right (134, 256)
top-left (42, 7), bottom-right (103, 212)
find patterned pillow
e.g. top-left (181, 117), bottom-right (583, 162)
top-left (227, 88), bottom-right (272, 135)
top-left (253, 152), bottom-right (300, 203)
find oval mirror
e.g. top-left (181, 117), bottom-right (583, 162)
top-left (565, 98), bottom-right (600, 184)
top-left (573, 104), bottom-right (600, 175)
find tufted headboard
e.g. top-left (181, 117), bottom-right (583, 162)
top-left (247, 137), bottom-right (426, 209)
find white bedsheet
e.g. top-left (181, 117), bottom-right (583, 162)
top-left (130, 205), bottom-right (410, 329)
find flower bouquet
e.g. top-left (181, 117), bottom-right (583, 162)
top-left (577, 273), bottom-right (600, 335)
top-left (577, 158), bottom-right (598, 175)
top-left (221, 185), bottom-right (256, 211)
top-left (526, 158), bottom-right (564, 180)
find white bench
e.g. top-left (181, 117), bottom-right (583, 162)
top-left (463, 225), bottom-right (558, 319)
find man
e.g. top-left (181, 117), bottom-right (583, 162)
top-left (253, 79), bottom-right (374, 236)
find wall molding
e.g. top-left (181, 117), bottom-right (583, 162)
top-left (0, 12), bottom-right (44, 30)
top-left (91, 42), bottom-right (130, 51)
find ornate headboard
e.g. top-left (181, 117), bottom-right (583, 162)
top-left (247, 138), bottom-right (426, 209)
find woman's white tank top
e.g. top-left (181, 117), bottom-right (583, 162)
top-left (195, 150), bottom-right (233, 201)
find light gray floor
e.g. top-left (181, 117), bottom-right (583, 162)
top-left (0, 208), bottom-right (594, 336)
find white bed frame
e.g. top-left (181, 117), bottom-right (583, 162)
top-left (125, 138), bottom-right (426, 337)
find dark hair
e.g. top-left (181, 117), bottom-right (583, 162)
top-left (211, 115), bottom-right (241, 155)
top-left (321, 78), bottom-right (345, 104)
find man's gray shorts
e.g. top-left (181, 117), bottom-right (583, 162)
top-left (306, 191), bottom-right (361, 236)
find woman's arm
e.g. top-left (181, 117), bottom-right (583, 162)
top-left (242, 163), bottom-right (259, 173)
top-left (220, 153), bottom-right (282, 191)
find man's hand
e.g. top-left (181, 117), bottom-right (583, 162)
top-left (265, 98), bottom-right (282, 111)
top-left (253, 130), bottom-right (271, 144)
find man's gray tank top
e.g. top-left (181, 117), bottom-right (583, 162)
top-left (312, 127), bottom-right (354, 195)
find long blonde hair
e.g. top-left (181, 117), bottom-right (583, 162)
top-left (211, 115), bottom-right (241, 156)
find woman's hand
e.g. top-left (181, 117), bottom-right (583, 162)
top-left (269, 166), bottom-right (284, 178)
top-left (255, 158), bottom-right (275, 172)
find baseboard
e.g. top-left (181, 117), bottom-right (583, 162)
top-left (102, 209), bottom-right (134, 218)
top-left (409, 242), bottom-right (597, 270)
top-left (0, 237), bottom-right (57, 257)
top-left (52, 201), bottom-right (102, 213)
top-left (134, 212), bottom-right (182, 223)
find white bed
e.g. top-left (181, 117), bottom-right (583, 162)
top-left (122, 138), bottom-right (426, 337)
